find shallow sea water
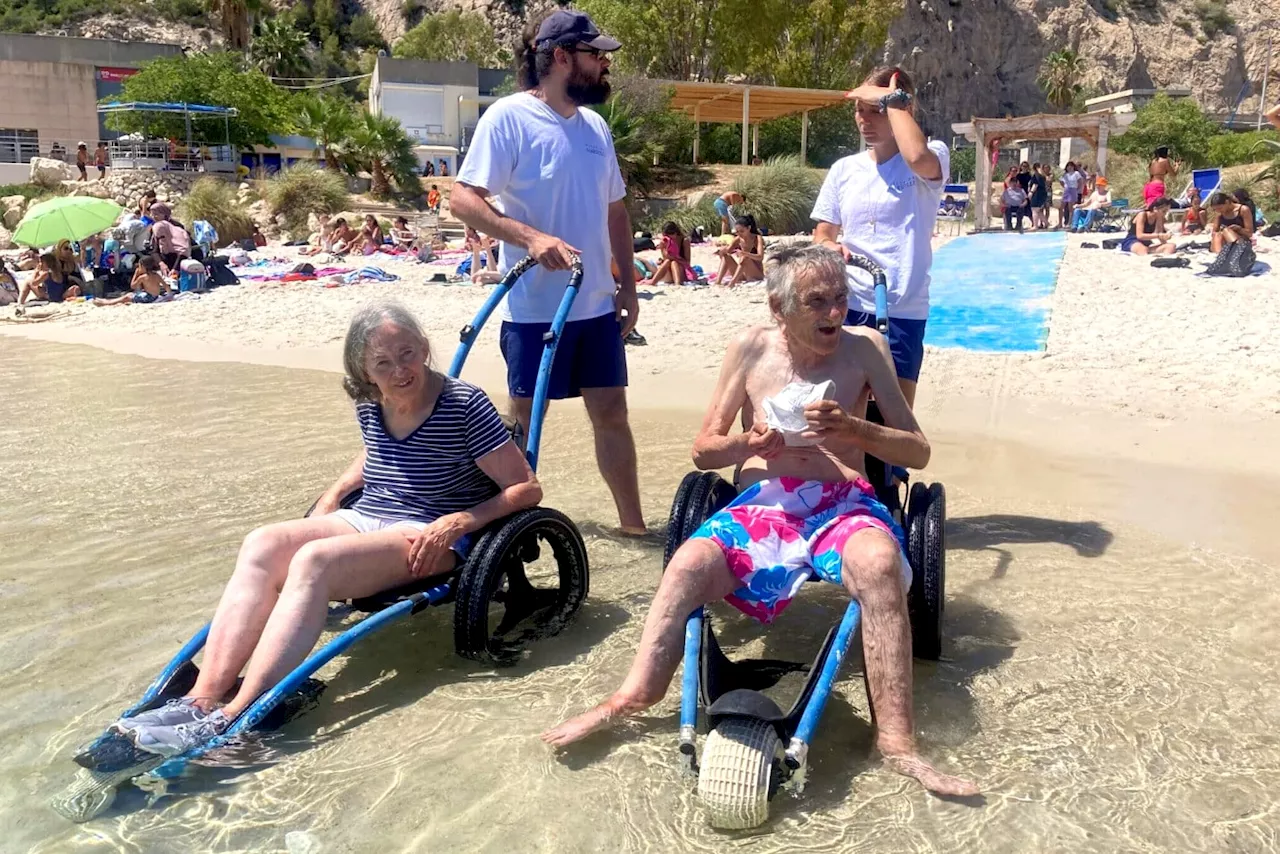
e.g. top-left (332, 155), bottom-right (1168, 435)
top-left (2, 338), bottom-right (1279, 853)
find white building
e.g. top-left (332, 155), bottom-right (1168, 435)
top-left (368, 57), bottom-right (510, 176)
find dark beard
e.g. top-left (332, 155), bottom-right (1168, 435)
top-left (566, 63), bottom-right (610, 106)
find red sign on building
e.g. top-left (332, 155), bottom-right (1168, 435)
top-left (96, 67), bottom-right (139, 84)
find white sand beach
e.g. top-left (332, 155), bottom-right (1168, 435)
top-left (4, 232), bottom-right (1277, 424)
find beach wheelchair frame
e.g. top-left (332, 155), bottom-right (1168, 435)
top-left (667, 255), bottom-right (947, 830)
top-left (55, 256), bottom-right (591, 823)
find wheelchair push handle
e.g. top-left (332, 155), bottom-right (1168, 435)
top-left (845, 254), bottom-right (889, 335)
top-left (493, 253), bottom-right (586, 290)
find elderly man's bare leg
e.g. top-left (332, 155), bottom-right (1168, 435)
top-left (840, 528), bottom-right (979, 796)
top-left (541, 539), bottom-right (739, 747)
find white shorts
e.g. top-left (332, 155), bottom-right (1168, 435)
top-left (332, 508), bottom-right (429, 535)
top-left (330, 509), bottom-right (474, 557)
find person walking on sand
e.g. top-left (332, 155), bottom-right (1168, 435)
top-left (812, 66), bottom-right (949, 409)
top-left (450, 8), bottom-right (647, 536)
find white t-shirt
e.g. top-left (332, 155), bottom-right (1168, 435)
top-left (810, 139), bottom-right (949, 321)
top-left (456, 92), bottom-right (626, 324)
top-left (1062, 170), bottom-right (1085, 199)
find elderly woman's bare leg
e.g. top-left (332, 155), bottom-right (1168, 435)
top-left (219, 528), bottom-right (440, 720)
top-left (189, 515), bottom-right (356, 708)
top-left (541, 539), bottom-right (738, 747)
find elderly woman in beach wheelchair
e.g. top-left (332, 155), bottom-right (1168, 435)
top-left (60, 260), bottom-right (592, 823)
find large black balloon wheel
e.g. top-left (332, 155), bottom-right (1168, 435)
top-left (906, 482), bottom-right (945, 661)
top-left (453, 507), bottom-right (589, 666)
top-left (664, 471), bottom-right (738, 569)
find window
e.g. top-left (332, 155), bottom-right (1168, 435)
top-left (0, 129), bottom-right (38, 164)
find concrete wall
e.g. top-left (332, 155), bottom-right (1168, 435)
top-left (0, 162), bottom-right (29, 183)
top-left (0, 59), bottom-right (101, 153)
top-left (0, 33), bottom-right (181, 66)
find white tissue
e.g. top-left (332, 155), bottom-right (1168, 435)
top-left (761, 380), bottom-right (836, 447)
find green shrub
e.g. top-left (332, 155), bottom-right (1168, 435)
top-left (1112, 93), bottom-right (1220, 167)
top-left (648, 195), bottom-right (720, 236)
top-left (1206, 130), bottom-right (1280, 167)
top-left (950, 146), bottom-right (976, 182)
top-left (1194, 0), bottom-right (1234, 37)
top-left (0, 183), bottom-right (56, 202)
top-left (178, 177), bottom-right (254, 245)
top-left (730, 155), bottom-right (824, 235)
top-left (262, 163), bottom-right (350, 238)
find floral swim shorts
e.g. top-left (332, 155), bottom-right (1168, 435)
top-left (688, 476), bottom-right (910, 623)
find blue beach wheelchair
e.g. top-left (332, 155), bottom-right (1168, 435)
top-left (665, 255), bottom-right (947, 829)
top-left (54, 257), bottom-right (592, 822)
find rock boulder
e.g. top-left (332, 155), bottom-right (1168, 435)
top-left (30, 157), bottom-right (72, 188)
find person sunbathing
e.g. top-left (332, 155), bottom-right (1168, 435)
top-left (1208, 191), bottom-right (1255, 253)
top-left (94, 255), bottom-right (171, 305)
top-left (542, 245), bottom-right (977, 797)
top-left (714, 215), bottom-right (764, 287)
top-left (19, 253), bottom-right (81, 304)
top-left (1182, 187), bottom-right (1204, 234)
top-left (641, 222), bottom-right (695, 286)
top-left (0, 258), bottom-right (18, 305)
top-left (390, 216), bottom-right (417, 251)
top-left (1121, 197), bottom-right (1176, 255)
top-left (359, 215), bottom-right (384, 255)
top-left (465, 226), bottom-right (500, 284)
top-left (113, 301), bottom-right (542, 757)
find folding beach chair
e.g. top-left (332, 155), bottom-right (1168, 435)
top-left (1176, 168), bottom-right (1222, 206)
top-left (937, 183), bottom-right (969, 235)
top-left (1097, 198), bottom-right (1131, 231)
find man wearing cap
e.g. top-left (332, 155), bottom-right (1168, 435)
top-left (451, 9), bottom-right (647, 536)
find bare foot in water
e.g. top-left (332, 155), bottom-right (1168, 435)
top-left (541, 696), bottom-right (644, 748)
top-left (883, 752), bottom-right (979, 796)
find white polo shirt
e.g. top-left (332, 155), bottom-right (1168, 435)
top-left (456, 92), bottom-right (626, 324)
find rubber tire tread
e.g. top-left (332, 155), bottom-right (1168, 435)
top-left (663, 471), bottom-right (735, 569)
top-left (452, 506), bottom-right (588, 666)
top-left (697, 716), bottom-right (780, 830)
top-left (906, 483), bottom-right (944, 660)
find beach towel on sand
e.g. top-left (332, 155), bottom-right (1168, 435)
top-left (343, 266), bottom-right (399, 284)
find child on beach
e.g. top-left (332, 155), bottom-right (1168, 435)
top-left (390, 216), bottom-right (417, 251)
top-left (95, 255), bottom-right (171, 305)
top-left (252, 224), bottom-right (267, 247)
top-left (427, 185), bottom-right (441, 214)
top-left (713, 214), bottom-right (764, 287)
top-left (20, 253), bottom-right (81, 304)
top-left (1182, 187), bottom-right (1204, 234)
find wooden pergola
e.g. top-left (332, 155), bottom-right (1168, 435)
top-left (661, 80), bottom-right (851, 165)
top-left (954, 110), bottom-right (1121, 230)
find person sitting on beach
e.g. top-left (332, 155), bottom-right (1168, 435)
top-left (714, 190), bottom-right (746, 235)
top-left (252, 224), bottom-right (267, 248)
top-left (1122, 197), bottom-right (1176, 255)
top-left (149, 204), bottom-right (191, 272)
top-left (1232, 188), bottom-right (1266, 229)
top-left (327, 218), bottom-right (357, 255)
top-left (1144, 146), bottom-right (1181, 208)
top-left (641, 221), bottom-right (695, 286)
top-left (1181, 187), bottom-right (1204, 234)
top-left (427, 184), bottom-right (441, 215)
top-left (465, 226), bottom-right (501, 284)
top-left (360, 215), bottom-right (384, 255)
top-left (714, 214), bottom-right (764, 287)
top-left (1208, 191), bottom-right (1255, 253)
top-left (113, 301), bottom-right (542, 757)
top-left (390, 216), bottom-right (417, 251)
top-left (1001, 182), bottom-right (1028, 232)
top-left (94, 255), bottom-right (171, 305)
top-left (939, 195), bottom-right (960, 217)
top-left (0, 258), bottom-right (19, 305)
top-left (14, 246), bottom-right (39, 271)
top-left (1070, 178), bottom-right (1111, 232)
top-left (542, 245), bottom-right (978, 797)
top-left (137, 190), bottom-right (157, 221)
top-left (20, 253), bottom-right (81, 304)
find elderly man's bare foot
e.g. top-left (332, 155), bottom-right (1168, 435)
top-left (541, 695), bottom-right (647, 748)
top-left (883, 752), bottom-right (979, 796)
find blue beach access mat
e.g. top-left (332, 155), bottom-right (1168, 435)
top-left (923, 231), bottom-right (1067, 352)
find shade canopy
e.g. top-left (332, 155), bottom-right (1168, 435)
top-left (663, 81), bottom-right (850, 124)
top-left (954, 110), bottom-right (1118, 149)
top-left (97, 101), bottom-right (239, 117)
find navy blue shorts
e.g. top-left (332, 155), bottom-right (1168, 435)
top-left (500, 312), bottom-right (627, 399)
top-left (845, 311), bottom-right (928, 382)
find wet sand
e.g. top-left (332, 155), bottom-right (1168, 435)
top-left (2, 338), bottom-right (1280, 853)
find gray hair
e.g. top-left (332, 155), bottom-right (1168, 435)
top-left (764, 243), bottom-right (846, 315)
top-left (342, 300), bottom-right (431, 402)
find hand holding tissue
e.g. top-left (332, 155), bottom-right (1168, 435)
top-left (760, 380), bottom-right (837, 447)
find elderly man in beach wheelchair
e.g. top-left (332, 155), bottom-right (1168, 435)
top-left (543, 245), bottom-right (975, 828)
top-left (60, 260), bottom-right (590, 823)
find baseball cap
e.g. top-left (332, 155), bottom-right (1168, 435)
top-left (535, 10), bottom-right (621, 51)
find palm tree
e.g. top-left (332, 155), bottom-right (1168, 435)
top-left (207, 0), bottom-right (264, 52)
top-left (250, 18), bottom-right (312, 79)
top-left (297, 96), bottom-right (355, 171)
top-left (591, 98), bottom-right (660, 192)
top-left (1038, 49), bottom-right (1086, 112)
top-left (345, 112), bottom-right (419, 197)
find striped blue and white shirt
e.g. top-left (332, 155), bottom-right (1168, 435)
top-left (352, 377), bottom-right (511, 523)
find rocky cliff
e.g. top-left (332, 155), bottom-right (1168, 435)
top-left (886, 0), bottom-right (1278, 137)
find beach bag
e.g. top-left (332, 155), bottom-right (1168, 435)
top-left (1206, 241), bottom-right (1256, 277)
top-left (1263, 222), bottom-right (1280, 238)
top-left (1150, 256), bottom-right (1189, 268)
top-left (1101, 238), bottom-right (1121, 250)
top-left (291, 262), bottom-right (316, 276)
top-left (206, 257), bottom-right (240, 287)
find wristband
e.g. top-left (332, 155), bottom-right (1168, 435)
top-left (878, 89), bottom-right (913, 111)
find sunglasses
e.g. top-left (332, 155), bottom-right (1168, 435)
top-left (564, 45), bottom-right (608, 58)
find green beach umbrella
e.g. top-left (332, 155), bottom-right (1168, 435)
top-left (12, 196), bottom-right (123, 247)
